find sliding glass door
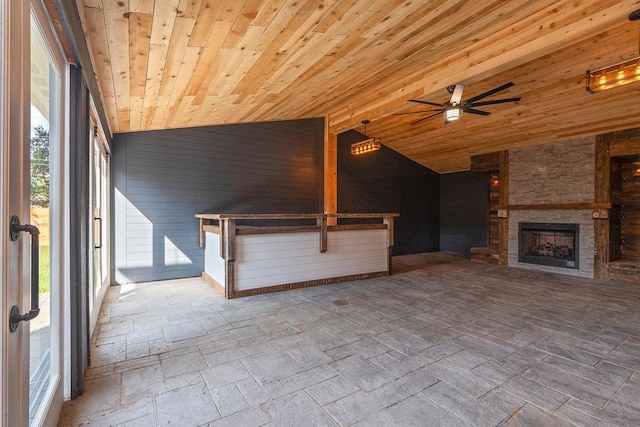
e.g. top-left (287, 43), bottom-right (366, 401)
top-left (0, 0), bottom-right (31, 424)
top-left (1, 1), bottom-right (65, 425)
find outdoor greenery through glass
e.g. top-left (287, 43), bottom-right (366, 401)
top-left (30, 124), bottom-right (49, 293)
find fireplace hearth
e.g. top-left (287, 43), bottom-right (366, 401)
top-left (518, 223), bottom-right (579, 269)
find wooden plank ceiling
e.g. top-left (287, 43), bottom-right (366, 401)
top-left (76, 0), bottom-right (640, 173)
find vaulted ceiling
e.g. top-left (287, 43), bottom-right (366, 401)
top-left (76, 0), bottom-right (640, 173)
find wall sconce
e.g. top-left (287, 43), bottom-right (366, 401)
top-left (351, 120), bottom-right (381, 155)
top-left (586, 54), bottom-right (640, 93)
top-left (490, 174), bottom-right (500, 187)
top-left (633, 166), bottom-right (640, 177)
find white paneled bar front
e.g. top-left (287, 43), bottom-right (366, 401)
top-left (196, 213), bottom-right (398, 299)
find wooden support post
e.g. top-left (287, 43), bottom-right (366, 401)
top-left (594, 135), bottom-right (610, 280)
top-left (498, 151), bottom-right (509, 265)
top-left (384, 216), bottom-right (395, 274)
top-left (222, 219), bottom-right (236, 299)
top-left (470, 152), bottom-right (500, 173)
top-left (319, 217), bottom-right (328, 253)
top-left (607, 128), bottom-right (640, 157)
top-left (199, 218), bottom-right (206, 249)
top-left (219, 220), bottom-right (225, 257)
top-left (384, 216), bottom-right (394, 248)
top-left (324, 116), bottom-right (338, 226)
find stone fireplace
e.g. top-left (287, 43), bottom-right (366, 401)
top-left (507, 137), bottom-right (596, 278)
top-left (472, 127), bottom-right (640, 282)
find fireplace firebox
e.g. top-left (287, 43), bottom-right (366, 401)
top-left (518, 223), bottom-right (579, 269)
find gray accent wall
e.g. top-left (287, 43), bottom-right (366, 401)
top-left (337, 130), bottom-right (441, 255)
top-left (112, 119), bottom-right (324, 284)
top-left (439, 171), bottom-right (490, 254)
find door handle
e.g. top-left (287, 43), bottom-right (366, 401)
top-left (9, 215), bottom-right (40, 332)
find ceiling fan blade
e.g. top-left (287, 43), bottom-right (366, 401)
top-left (408, 99), bottom-right (444, 107)
top-left (410, 111), bottom-right (443, 125)
top-left (469, 97), bottom-right (521, 107)
top-left (394, 109), bottom-right (442, 115)
top-left (449, 84), bottom-right (465, 104)
top-left (463, 108), bottom-right (491, 116)
top-left (464, 82), bottom-right (515, 104)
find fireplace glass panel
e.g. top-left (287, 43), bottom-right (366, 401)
top-left (518, 223), bottom-right (579, 269)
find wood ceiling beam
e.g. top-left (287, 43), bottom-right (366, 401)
top-left (328, 0), bottom-right (640, 134)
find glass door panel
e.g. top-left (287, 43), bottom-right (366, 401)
top-left (29, 10), bottom-right (61, 426)
top-left (93, 138), bottom-right (102, 301)
top-left (90, 122), bottom-right (109, 334)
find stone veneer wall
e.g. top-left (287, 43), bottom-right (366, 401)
top-left (508, 137), bottom-right (596, 278)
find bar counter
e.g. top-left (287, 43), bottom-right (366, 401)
top-left (195, 213), bottom-right (399, 298)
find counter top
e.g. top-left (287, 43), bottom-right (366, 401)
top-left (195, 213), bottom-right (399, 220)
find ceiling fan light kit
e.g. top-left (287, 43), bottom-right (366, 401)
top-left (397, 82), bottom-right (521, 125)
top-left (586, 54), bottom-right (640, 93)
top-left (445, 108), bottom-right (462, 121)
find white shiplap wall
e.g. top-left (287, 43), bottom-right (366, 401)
top-left (204, 232), bottom-right (226, 288)
top-left (234, 229), bottom-right (388, 291)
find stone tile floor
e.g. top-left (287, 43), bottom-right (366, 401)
top-left (58, 253), bottom-right (640, 426)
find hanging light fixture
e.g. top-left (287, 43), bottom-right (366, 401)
top-left (586, 54), bottom-right (640, 93)
top-left (351, 120), bottom-right (381, 155)
top-left (586, 8), bottom-right (640, 93)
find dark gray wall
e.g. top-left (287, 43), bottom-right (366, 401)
top-left (337, 130), bottom-right (440, 255)
top-left (440, 171), bottom-right (489, 254)
top-left (112, 119), bottom-right (324, 283)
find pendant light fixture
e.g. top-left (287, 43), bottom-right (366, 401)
top-left (586, 9), bottom-right (640, 93)
top-left (351, 120), bottom-right (381, 155)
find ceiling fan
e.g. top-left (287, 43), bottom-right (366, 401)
top-left (396, 82), bottom-right (521, 124)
